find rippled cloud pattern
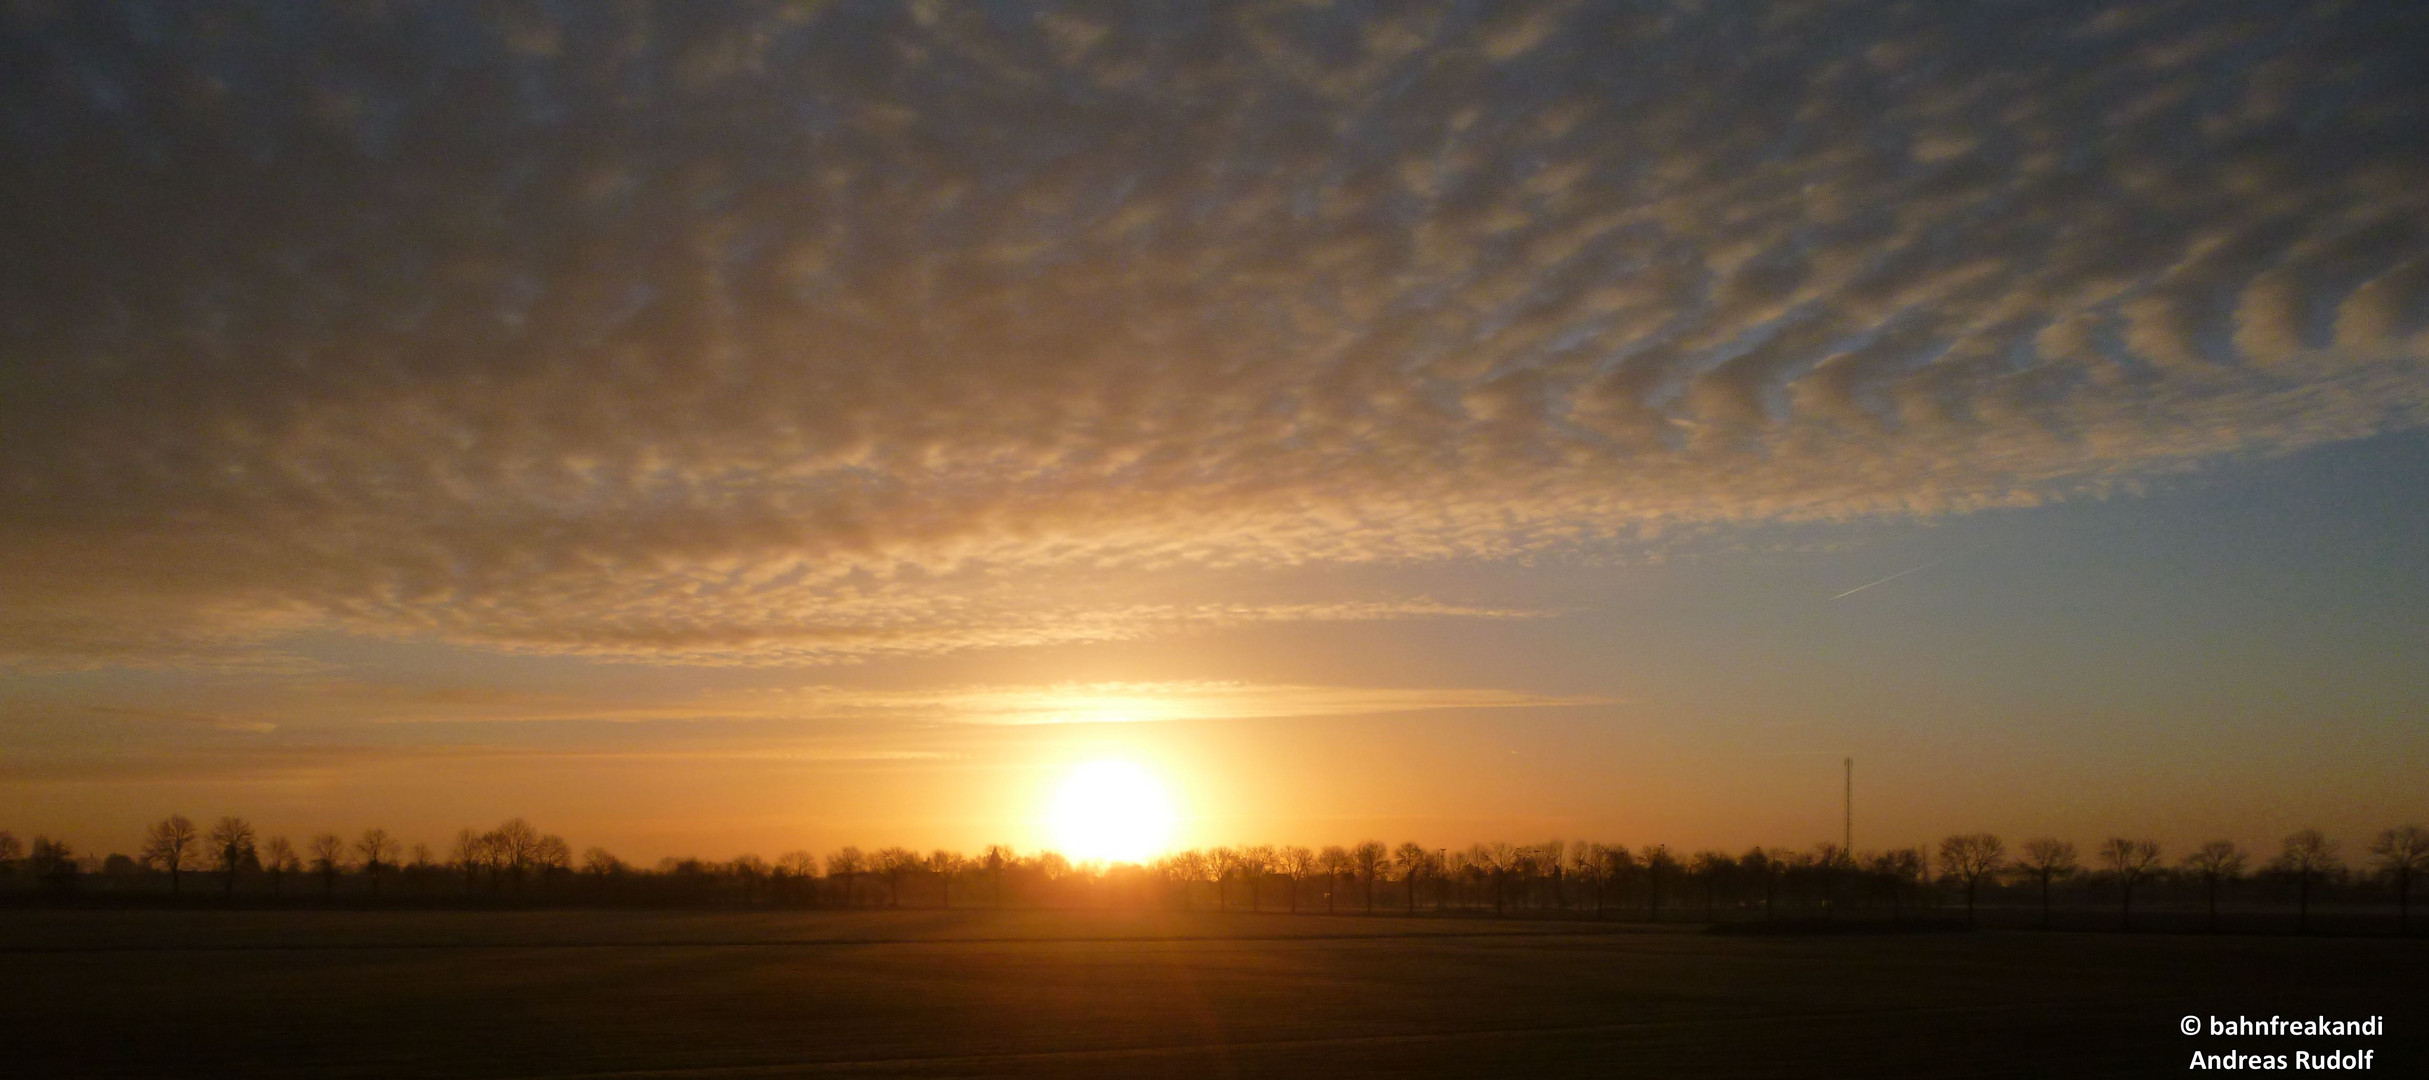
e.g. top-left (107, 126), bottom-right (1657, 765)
top-left (4, 0), bottom-right (2426, 663)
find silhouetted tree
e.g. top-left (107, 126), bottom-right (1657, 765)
top-left (405, 843), bottom-right (436, 893)
top-left (2182, 840), bottom-right (2246, 932)
top-left (2368, 825), bottom-right (2428, 934)
top-left (261, 836), bottom-right (297, 895)
top-left (28, 836), bottom-right (75, 891)
top-left (1867, 848), bottom-right (1925, 919)
top-left (1692, 850), bottom-right (1733, 921)
top-left (1511, 844), bottom-right (1550, 911)
top-left (775, 850), bottom-right (816, 904)
top-left (2099, 838), bottom-right (2162, 930)
top-left (451, 828), bottom-right (489, 892)
top-left (827, 846), bottom-right (867, 907)
top-left (208, 817), bottom-right (256, 897)
top-left (1282, 846), bottom-right (1317, 914)
top-left (1169, 849), bottom-right (1210, 910)
top-left (1352, 841), bottom-right (1387, 914)
top-left (1241, 845), bottom-right (1275, 912)
top-left (1808, 843), bottom-right (1851, 917)
top-left (1936, 834), bottom-right (2005, 925)
top-left (356, 828), bottom-right (398, 897)
top-left (920, 850), bottom-right (959, 908)
top-left (729, 854), bottom-right (768, 904)
top-left (1469, 842), bottom-right (1512, 916)
top-left (1208, 846), bottom-right (1241, 912)
top-left (1590, 844), bottom-right (1633, 918)
top-left (1393, 843), bottom-right (1430, 914)
top-left (1739, 847), bottom-right (1777, 919)
top-left (876, 847), bottom-right (920, 907)
top-left (584, 847), bottom-right (625, 877)
top-left (1319, 845), bottom-right (1352, 914)
top-left (1030, 850), bottom-right (1070, 900)
top-left (2015, 839), bottom-right (2078, 929)
top-left (1642, 845), bottom-right (1677, 922)
top-left (2271, 829), bottom-right (2339, 934)
top-left (142, 814), bottom-right (197, 895)
top-left (491, 818), bottom-right (541, 889)
top-left (0, 830), bottom-right (20, 877)
top-left (535, 835), bottom-right (572, 895)
top-left (310, 833), bottom-right (347, 897)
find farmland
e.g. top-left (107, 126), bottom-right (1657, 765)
top-left (2, 909), bottom-right (2417, 1077)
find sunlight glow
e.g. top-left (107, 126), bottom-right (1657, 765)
top-left (1047, 761), bottom-right (1177, 864)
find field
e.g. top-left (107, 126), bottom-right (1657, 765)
top-left (1, 910), bottom-right (2417, 1078)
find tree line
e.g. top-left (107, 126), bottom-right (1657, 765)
top-left (4, 818), bottom-right (2424, 935)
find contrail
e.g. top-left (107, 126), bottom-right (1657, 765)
top-left (1831, 561), bottom-right (1937, 600)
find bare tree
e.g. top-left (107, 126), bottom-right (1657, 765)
top-left (0, 830), bottom-right (20, 872)
top-left (1282, 846), bottom-right (1317, 914)
top-left (774, 850), bottom-right (816, 904)
top-left (1808, 843), bottom-right (1849, 917)
top-left (1936, 834), bottom-right (2005, 925)
top-left (534, 835), bottom-right (572, 894)
top-left (2014, 839), bottom-right (2078, 929)
top-left (451, 828), bottom-right (489, 892)
top-left (2367, 825), bottom-right (2428, 934)
top-left (1169, 849), bottom-right (1210, 911)
top-left (827, 846), bottom-right (867, 907)
top-left (874, 847), bottom-right (920, 907)
top-left (1392, 843), bottom-right (1430, 914)
top-left (28, 836), bottom-right (75, 890)
top-left (1351, 841), bottom-right (1387, 914)
top-left (926, 850), bottom-right (966, 908)
top-left (355, 828), bottom-right (398, 897)
top-left (142, 814), bottom-right (198, 895)
top-left (406, 843), bottom-right (436, 893)
top-left (1642, 844), bottom-right (1677, 922)
top-left (261, 836), bottom-right (297, 895)
top-left (1240, 845), bottom-right (1276, 912)
top-left (583, 847), bottom-right (625, 877)
top-left (1738, 847), bottom-right (1777, 920)
top-left (2182, 840), bottom-right (2246, 932)
top-left (490, 818), bottom-right (541, 889)
top-left (309, 833), bottom-right (347, 897)
top-left (2271, 829), bottom-right (2339, 934)
top-left (207, 817), bottom-right (257, 897)
top-left (1569, 845), bottom-right (1610, 917)
top-left (729, 854), bottom-right (768, 903)
top-left (1691, 850), bottom-right (1733, 922)
top-left (2098, 838), bottom-right (2162, 930)
top-left (1867, 848), bottom-right (1925, 920)
top-left (1466, 842), bottom-right (1512, 916)
top-left (1596, 844), bottom-right (1638, 918)
top-left (1207, 847), bottom-right (1242, 912)
top-left (1318, 846), bottom-right (1352, 914)
top-left (1511, 844), bottom-right (1550, 912)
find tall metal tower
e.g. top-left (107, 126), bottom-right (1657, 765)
top-left (1843, 757), bottom-right (1853, 855)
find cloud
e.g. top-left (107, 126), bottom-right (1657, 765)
top-left (2, 0), bottom-right (2426, 664)
top-left (0, 676), bottom-right (1584, 783)
top-left (747, 681), bottom-right (1617, 725)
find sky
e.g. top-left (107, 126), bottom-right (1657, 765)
top-left (3, 0), bottom-right (2426, 865)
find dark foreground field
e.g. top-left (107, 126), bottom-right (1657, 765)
top-left (2, 910), bottom-right (2417, 1078)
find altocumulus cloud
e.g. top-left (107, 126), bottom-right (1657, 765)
top-left (3, 0), bottom-right (2427, 665)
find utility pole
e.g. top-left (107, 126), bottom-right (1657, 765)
top-left (1843, 757), bottom-right (1854, 856)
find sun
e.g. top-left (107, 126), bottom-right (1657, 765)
top-left (1047, 761), bottom-right (1177, 864)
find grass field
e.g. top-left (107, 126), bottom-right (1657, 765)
top-left (2, 910), bottom-right (2417, 1077)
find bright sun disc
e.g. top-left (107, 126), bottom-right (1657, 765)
top-left (1048, 761), bottom-right (1176, 864)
